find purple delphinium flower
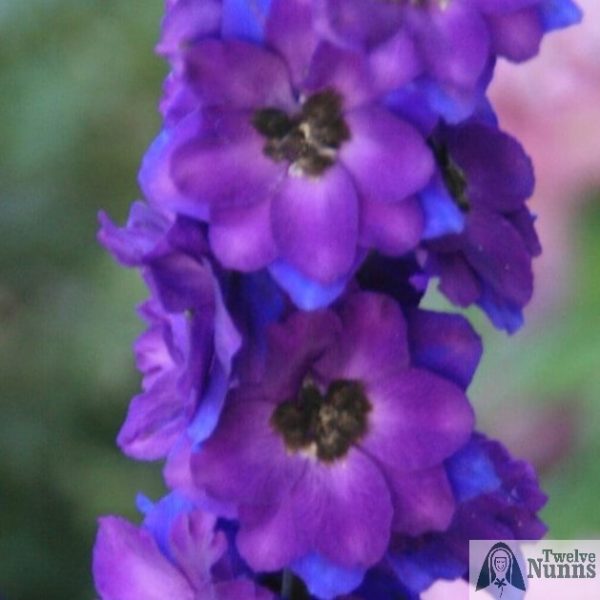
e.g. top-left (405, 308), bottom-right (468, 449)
top-left (142, 29), bottom-right (434, 309)
top-left (93, 493), bottom-right (275, 600)
top-left (98, 203), bottom-right (241, 459)
top-left (422, 119), bottom-right (541, 332)
top-left (190, 291), bottom-right (474, 598)
top-left (312, 0), bottom-right (582, 120)
top-left (386, 433), bottom-right (547, 596)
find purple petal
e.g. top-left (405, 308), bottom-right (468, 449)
top-left (238, 449), bottom-right (393, 571)
top-left (164, 436), bottom-right (238, 518)
top-left (236, 487), bottom-right (312, 571)
top-left (157, 0), bottom-right (221, 58)
top-left (209, 201), bottom-right (277, 271)
top-left (186, 274), bottom-right (241, 446)
top-left (313, 0), bottom-right (404, 49)
top-left (302, 43), bottom-right (379, 109)
top-left (140, 129), bottom-right (208, 220)
top-left (271, 165), bottom-right (359, 283)
top-left (147, 253), bottom-right (215, 313)
top-left (117, 373), bottom-right (191, 461)
top-left (262, 309), bottom-right (342, 402)
top-left (428, 251), bottom-right (482, 307)
top-left (508, 207), bottom-right (541, 257)
top-left (168, 510), bottom-right (227, 591)
top-left (134, 314), bottom-right (176, 391)
top-left (314, 292), bottom-right (410, 384)
top-left (362, 368), bottom-right (474, 472)
top-left (183, 40), bottom-right (295, 110)
top-left (389, 466), bottom-right (456, 535)
top-left (359, 195), bottom-right (424, 256)
top-left (160, 73), bottom-right (197, 128)
top-left (212, 580), bottom-right (275, 600)
top-left (368, 30), bottom-right (422, 92)
top-left (407, 309), bottom-right (482, 390)
top-left (444, 123), bottom-right (534, 212)
top-left (414, 2), bottom-right (490, 90)
top-left (97, 203), bottom-right (170, 267)
top-left (464, 208), bottom-right (533, 306)
top-left (340, 107), bottom-right (434, 204)
top-left (93, 517), bottom-right (194, 600)
top-left (172, 109), bottom-right (287, 209)
top-left (266, 0), bottom-right (319, 88)
top-left (192, 399), bottom-right (306, 508)
top-left (310, 449), bottom-right (393, 568)
top-left (487, 7), bottom-right (544, 62)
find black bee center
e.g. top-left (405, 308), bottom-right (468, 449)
top-left (252, 89), bottom-right (350, 177)
top-left (270, 379), bottom-right (371, 463)
top-left (429, 139), bottom-right (470, 213)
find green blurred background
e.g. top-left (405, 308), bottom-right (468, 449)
top-left (0, 2), bottom-right (598, 599)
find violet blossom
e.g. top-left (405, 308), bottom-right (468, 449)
top-left (190, 292), bottom-right (474, 597)
top-left (93, 0), bottom-right (582, 598)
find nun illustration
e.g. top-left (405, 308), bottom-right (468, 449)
top-left (476, 542), bottom-right (526, 599)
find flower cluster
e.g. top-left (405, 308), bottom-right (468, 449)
top-left (94, 1), bottom-right (580, 598)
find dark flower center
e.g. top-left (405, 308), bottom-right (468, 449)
top-left (429, 139), bottom-right (470, 212)
top-left (252, 89), bottom-right (351, 177)
top-left (270, 379), bottom-right (371, 463)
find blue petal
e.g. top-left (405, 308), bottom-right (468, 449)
top-left (292, 553), bottom-right (365, 600)
top-left (419, 79), bottom-right (476, 124)
top-left (420, 179), bottom-right (465, 239)
top-left (187, 362), bottom-right (229, 445)
top-left (445, 438), bottom-right (501, 503)
top-left (138, 492), bottom-right (194, 559)
top-left (268, 260), bottom-right (349, 310)
top-left (390, 544), bottom-right (465, 595)
top-left (477, 286), bottom-right (524, 334)
top-left (540, 0), bottom-right (583, 32)
top-left (222, 0), bottom-right (272, 43)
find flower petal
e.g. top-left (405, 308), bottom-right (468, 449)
top-left (266, 0), bottom-right (319, 88)
top-left (407, 309), bottom-right (482, 390)
top-left (93, 517), bottom-right (194, 600)
top-left (172, 109), bottom-right (286, 209)
top-left (314, 292), bottom-right (410, 384)
top-left (209, 201), bottom-right (278, 271)
top-left (359, 195), bottom-right (424, 256)
top-left (340, 107), bottom-right (434, 204)
top-left (388, 466), bottom-right (456, 535)
top-left (271, 165), bottom-right (359, 283)
top-left (191, 399), bottom-right (306, 508)
top-left (362, 368), bottom-right (474, 472)
top-left (182, 39), bottom-right (295, 110)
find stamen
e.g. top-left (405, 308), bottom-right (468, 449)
top-left (270, 379), bottom-right (371, 463)
top-left (252, 90), bottom-right (350, 177)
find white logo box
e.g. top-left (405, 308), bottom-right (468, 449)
top-left (469, 540), bottom-right (600, 600)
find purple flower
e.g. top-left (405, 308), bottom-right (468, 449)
top-left (190, 292), bottom-right (474, 597)
top-left (313, 0), bottom-right (581, 120)
top-left (93, 493), bottom-right (275, 600)
top-left (98, 203), bottom-right (241, 459)
top-left (422, 120), bottom-right (540, 332)
top-left (142, 34), bottom-right (434, 306)
top-left (387, 433), bottom-right (547, 595)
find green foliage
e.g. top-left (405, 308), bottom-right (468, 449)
top-left (0, 2), bottom-right (164, 598)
